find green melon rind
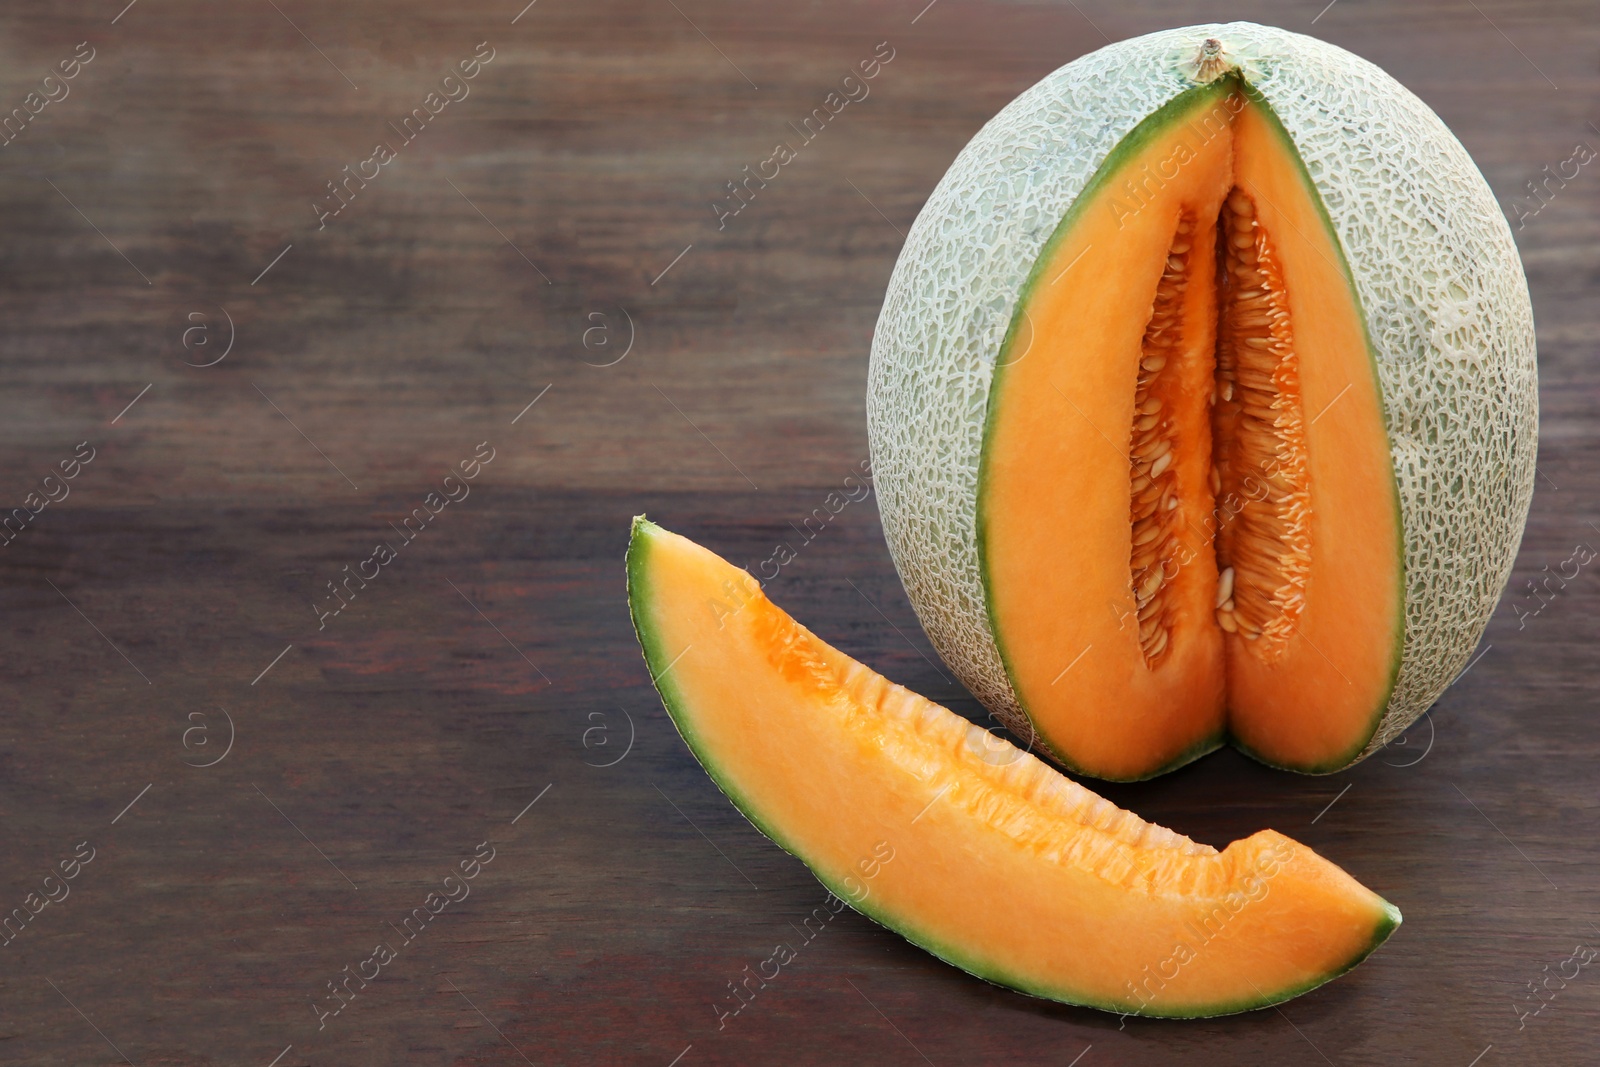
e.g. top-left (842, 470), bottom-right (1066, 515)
top-left (626, 516), bottom-right (1400, 1017)
top-left (868, 22), bottom-right (1536, 776)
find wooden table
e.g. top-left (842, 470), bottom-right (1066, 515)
top-left (0, 1), bottom-right (1594, 1063)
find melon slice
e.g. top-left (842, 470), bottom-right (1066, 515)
top-left (628, 518), bottom-right (1400, 1017)
top-left (869, 24), bottom-right (1537, 780)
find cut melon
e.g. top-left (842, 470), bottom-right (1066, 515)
top-left (869, 24), bottom-right (1537, 779)
top-left (628, 518), bottom-right (1400, 1017)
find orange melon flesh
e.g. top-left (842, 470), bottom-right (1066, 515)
top-left (980, 79), bottom-right (1403, 779)
top-left (629, 518), bottom-right (1400, 1017)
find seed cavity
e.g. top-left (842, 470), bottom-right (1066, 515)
top-left (1126, 213), bottom-right (1194, 666)
top-left (1126, 192), bottom-right (1312, 670)
top-left (1211, 189), bottom-right (1311, 661)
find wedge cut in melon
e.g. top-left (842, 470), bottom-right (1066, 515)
top-left (869, 24), bottom-right (1537, 781)
top-left (628, 518), bottom-right (1400, 1017)
top-left (978, 76), bottom-right (1404, 779)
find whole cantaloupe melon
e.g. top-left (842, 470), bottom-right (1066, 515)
top-left (867, 23), bottom-right (1536, 780)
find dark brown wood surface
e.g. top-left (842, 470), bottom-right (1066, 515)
top-left (0, 1), bottom-right (1595, 1063)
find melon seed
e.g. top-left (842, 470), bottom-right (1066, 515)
top-left (1215, 566), bottom-right (1235, 607)
top-left (1138, 569), bottom-right (1163, 599)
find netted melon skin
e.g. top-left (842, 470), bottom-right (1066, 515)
top-left (866, 22), bottom-right (1537, 768)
